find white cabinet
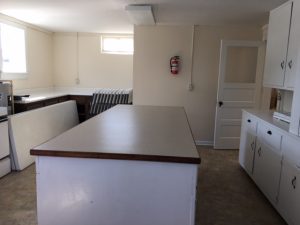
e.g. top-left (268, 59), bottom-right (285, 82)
top-left (239, 110), bottom-right (300, 225)
top-left (263, 1), bottom-right (300, 90)
top-left (253, 139), bottom-right (282, 204)
top-left (278, 135), bottom-right (300, 225)
top-left (239, 132), bottom-right (256, 175)
top-left (253, 124), bottom-right (282, 204)
top-left (239, 112), bottom-right (257, 175)
top-left (278, 161), bottom-right (300, 225)
top-left (285, 0), bottom-right (300, 88)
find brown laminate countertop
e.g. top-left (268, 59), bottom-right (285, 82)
top-left (31, 105), bottom-right (200, 164)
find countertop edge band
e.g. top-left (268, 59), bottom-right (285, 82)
top-left (30, 149), bottom-right (201, 164)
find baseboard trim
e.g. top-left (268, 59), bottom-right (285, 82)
top-left (195, 140), bottom-right (213, 146)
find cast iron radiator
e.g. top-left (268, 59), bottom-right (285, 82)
top-left (89, 89), bottom-right (133, 116)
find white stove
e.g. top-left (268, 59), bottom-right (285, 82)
top-left (0, 106), bottom-right (8, 117)
top-left (0, 80), bottom-right (12, 178)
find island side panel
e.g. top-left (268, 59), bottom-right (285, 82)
top-left (35, 156), bottom-right (198, 225)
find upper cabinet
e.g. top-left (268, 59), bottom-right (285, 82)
top-left (264, 1), bottom-right (300, 90)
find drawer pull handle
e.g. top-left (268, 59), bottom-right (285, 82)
top-left (292, 176), bottom-right (297, 189)
top-left (258, 147), bottom-right (262, 157)
top-left (267, 130), bottom-right (272, 135)
top-left (247, 119), bottom-right (251, 123)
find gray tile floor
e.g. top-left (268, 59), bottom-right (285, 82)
top-left (0, 147), bottom-right (287, 225)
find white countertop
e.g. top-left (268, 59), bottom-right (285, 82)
top-left (31, 105), bottom-right (200, 164)
top-left (244, 109), bottom-right (290, 133)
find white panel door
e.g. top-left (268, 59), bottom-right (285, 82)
top-left (263, 2), bottom-right (293, 88)
top-left (214, 40), bottom-right (262, 149)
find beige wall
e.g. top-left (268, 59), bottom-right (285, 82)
top-left (0, 14), bottom-right (53, 90)
top-left (53, 33), bottom-right (133, 88)
top-left (133, 25), bottom-right (262, 143)
top-left (7, 30), bottom-right (53, 90)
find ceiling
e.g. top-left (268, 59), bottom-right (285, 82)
top-left (0, 0), bottom-right (287, 33)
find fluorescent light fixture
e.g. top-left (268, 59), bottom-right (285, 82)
top-left (125, 5), bottom-right (155, 25)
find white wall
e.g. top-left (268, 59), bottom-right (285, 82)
top-left (133, 25), bottom-right (262, 143)
top-left (53, 33), bottom-right (133, 88)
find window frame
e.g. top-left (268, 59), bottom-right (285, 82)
top-left (0, 20), bottom-right (28, 80)
top-left (100, 34), bottom-right (134, 55)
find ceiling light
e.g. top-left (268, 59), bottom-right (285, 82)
top-left (125, 5), bottom-right (155, 25)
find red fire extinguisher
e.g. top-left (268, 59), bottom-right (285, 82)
top-left (170, 56), bottom-right (180, 75)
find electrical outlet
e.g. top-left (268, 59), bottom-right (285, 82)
top-left (188, 83), bottom-right (194, 91)
top-left (75, 78), bottom-right (80, 85)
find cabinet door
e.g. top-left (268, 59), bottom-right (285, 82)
top-left (277, 161), bottom-right (300, 225)
top-left (285, 0), bottom-right (300, 89)
top-left (239, 131), bottom-right (256, 175)
top-left (264, 2), bottom-right (292, 88)
top-left (253, 140), bottom-right (282, 204)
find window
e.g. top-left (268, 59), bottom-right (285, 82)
top-left (0, 23), bottom-right (27, 78)
top-left (101, 35), bottom-right (133, 55)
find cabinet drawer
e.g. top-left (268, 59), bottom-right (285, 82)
top-left (257, 123), bottom-right (282, 152)
top-left (0, 157), bottom-right (11, 178)
top-left (242, 112), bottom-right (258, 134)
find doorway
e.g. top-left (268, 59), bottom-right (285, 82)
top-left (214, 40), bottom-right (263, 149)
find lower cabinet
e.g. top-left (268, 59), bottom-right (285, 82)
top-left (239, 131), bottom-right (256, 175)
top-left (14, 95), bottom-right (92, 123)
top-left (239, 111), bottom-right (257, 176)
top-left (277, 161), bottom-right (300, 225)
top-left (253, 140), bottom-right (282, 204)
top-left (277, 135), bottom-right (300, 225)
top-left (239, 110), bottom-right (300, 225)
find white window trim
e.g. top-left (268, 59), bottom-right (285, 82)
top-left (100, 34), bottom-right (134, 55)
top-left (0, 20), bottom-right (28, 80)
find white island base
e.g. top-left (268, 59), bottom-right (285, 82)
top-left (36, 156), bottom-right (198, 225)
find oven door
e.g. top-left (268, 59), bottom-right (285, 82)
top-left (0, 118), bottom-right (9, 159)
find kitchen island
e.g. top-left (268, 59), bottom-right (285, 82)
top-left (31, 105), bottom-right (200, 225)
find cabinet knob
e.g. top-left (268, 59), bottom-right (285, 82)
top-left (251, 142), bottom-right (255, 151)
top-left (281, 61), bottom-right (285, 70)
top-left (288, 60), bottom-right (293, 69)
top-left (258, 147), bottom-right (262, 157)
top-left (292, 176), bottom-right (297, 189)
top-left (267, 130), bottom-right (272, 135)
top-left (247, 119), bottom-right (251, 123)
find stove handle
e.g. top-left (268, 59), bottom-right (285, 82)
top-left (0, 117), bottom-right (8, 123)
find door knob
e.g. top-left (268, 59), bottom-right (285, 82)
top-left (218, 101), bottom-right (223, 107)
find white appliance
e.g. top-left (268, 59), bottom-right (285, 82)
top-left (0, 118), bottom-right (10, 177)
top-left (0, 80), bottom-right (13, 178)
